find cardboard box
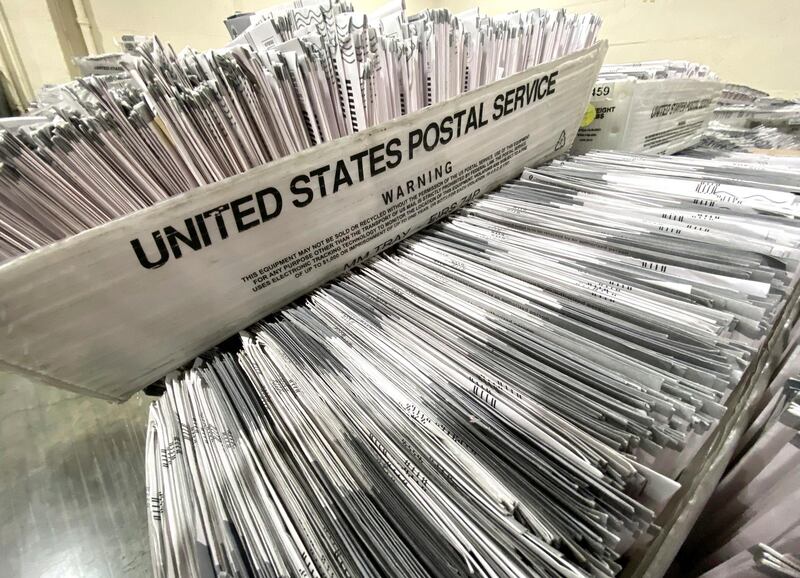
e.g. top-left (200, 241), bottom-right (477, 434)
top-left (0, 41), bottom-right (606, 402)
top-left (573, 77), bottom-right (722, 154)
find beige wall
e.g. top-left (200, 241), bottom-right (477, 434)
top-left (1, 0), bottom-right (72, 99)
top-left (1, 0), bottom-right (799, 100)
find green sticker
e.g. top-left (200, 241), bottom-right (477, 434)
top-left (581, 103), bottom-right (597, 127)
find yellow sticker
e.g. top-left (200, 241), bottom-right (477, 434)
top-left (580, 104), bottom-right (597, 127)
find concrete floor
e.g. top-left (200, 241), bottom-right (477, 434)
top-left (0, 371), bottom-right (152, 577)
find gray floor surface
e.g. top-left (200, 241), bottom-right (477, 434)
top-left (0, 371), bottom-right (152, 577)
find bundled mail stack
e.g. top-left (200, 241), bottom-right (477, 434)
top-left (708, 84), bottom-right (800, 152)
top-left (681, 146), bottom-right (800, 181)
top-left (717, 83), bottom-right (769, 106)
top-left (692, 120), bottom-right (800, 152)
top-left (0, 1), bottom-right (600, 262)
top-left (714, 96), bottom-right (800, 132)
top-left (146, 150), bottom-right (800, 577)
top-left (572, 60), bottom-right (722, 155)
